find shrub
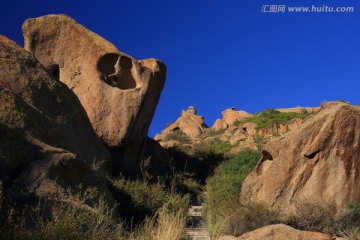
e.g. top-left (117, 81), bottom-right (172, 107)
top-left (198, 129), bottom-right (224, 138)
top-left (340, 227), bottom-right (360, 240)
top-left (112, 177), bottom-right (168, 214)
top-left (203, 149), bottom-right (262, 237)
top-left (166, 145), bottom-right (227, 185)
top-left (286, 199), bottom-right (360, 236)
top-left (164, 129), bottom-right (191, 144)
top-left (0, 184), bottom-right (189, 240)
top-left (130, 195), bottom-right (188, 240)
top-left (237, 108), bottom-right (310, 129)
top-left (0, 190), bottom-right (126, 240)
top-left (287, 199), bottom-right (339, 234)
top-left (206, 201), bottom-right (281, 239)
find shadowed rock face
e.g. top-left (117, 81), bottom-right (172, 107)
top-left (0, 35), bottom-right (113, 204)
top-left (240, 102), bottom-right (360, 212)
top-left (22, 14), bottom-right (167, 175)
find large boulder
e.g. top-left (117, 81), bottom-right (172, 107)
top-left (240, 102), bottom-right (360, 211)
top-left (218, 224), bottom-right (340, 240)
top-left (222, 108), bottom-right (252, 126)
top-left (22, 14), bottom-right (167, 175)
top-left (212, 108), bottom-right (252, 131)
top-left (0, 35), bottom-right (113, 205)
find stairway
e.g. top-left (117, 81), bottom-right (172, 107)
top-left (185, 206), bottom-right (211, 240)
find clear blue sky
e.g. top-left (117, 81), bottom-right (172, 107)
top-left (1, 0), bottom-right (360, 137)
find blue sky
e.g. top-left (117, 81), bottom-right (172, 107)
top-left (1, 0), bottom-right (360, 137)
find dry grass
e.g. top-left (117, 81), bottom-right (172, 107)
top-left (206, 201), bottom-right (281, 239)
top-left (130, 194), bottom-right (188, 240)
top-left (0, 183), bottom-right (189, 240)
top-left (287, 199), bottom-right (339, 233)
top-left (340, 227), bottom-right (360, 240)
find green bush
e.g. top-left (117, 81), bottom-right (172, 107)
top-left (237, 108), bottom-right (310, 129)
top-left (164, 129), bottom-right (191, 144)
top-left (203, 149), bottom-right (262, 237)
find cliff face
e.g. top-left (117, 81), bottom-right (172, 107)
top-left (240, 102), bottom-right (360, 211)
top-left (22, 14), bottom-right (167, 175)
top-left (0, 35), bottom-right (113, 204)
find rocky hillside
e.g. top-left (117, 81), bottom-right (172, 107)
top-left (155, 105), bottom-right (319, 154)
top-left (1, 13), bottom-right (360, 240)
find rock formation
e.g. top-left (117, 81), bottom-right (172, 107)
top-left (212, 108), bottom-right (252, 131)
top-left (0, 35), bottom-right (113, 204)
top-left (240, 102), bottom-right (360, 211)
top-left (155, 106), bottom-right (313, 153)
top-left (155, 106), bottom-right (208, 145)
top-left (22, 14), bottom-right (167, 175)
top-left (218, 224), bottom-right (344, 240)
top-left (276, 106), bottom-right (320, 114)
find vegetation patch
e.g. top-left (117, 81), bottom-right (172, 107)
top-left (235, 108), bottom-right (310, 129)
top-left (164, 129), bottom-right (191, 144)
top-left (203, 149), bottom-right (262, 237)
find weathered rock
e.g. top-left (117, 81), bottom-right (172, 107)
top-left (155, 106), bottom-right (207, 142)
top-left (0, 35), bottom-right (113, 205)
top-left (212, 118), bottom-right (228, 131)
top-left (218, 224), bottom-right (330, 240)
top-left (22, 14), bottom-right (166, 175)
top-left (221, 108), bottom-right (252, 126)
top-left (240, 102), bottom-right (360, 212)
top-left (276, 107), bottom-right (320, 114)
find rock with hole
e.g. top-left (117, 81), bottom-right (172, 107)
top-left (22, 14), bottom-right (167, 175)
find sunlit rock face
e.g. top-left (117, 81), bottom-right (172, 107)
top-left (240, 102), bottom-right (360, 212)
top-left (23, 14), bottom-right (167, 175)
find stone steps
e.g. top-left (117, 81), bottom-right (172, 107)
top-left (184, 206), bottom-right (211, 240)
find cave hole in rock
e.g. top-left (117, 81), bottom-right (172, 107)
top-left (97, 53), bottom-right (137, 90)
top-left (256, 150), bottom-right (274, 175)
top-left (304, 149), bottom-right (321, 159)
top-left (46, 64), bottom-right (60, 80)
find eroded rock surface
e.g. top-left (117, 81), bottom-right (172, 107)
top-left (218, 224), bottom-right (336, 240)
top-left (22, 14), bottom-right (167, 175)
top-left (0, 35), bottom-right (113, 204)
top-left (240, 102), bottom-right (360, 211)
top-left (155, 106), bottom-right (208, 144)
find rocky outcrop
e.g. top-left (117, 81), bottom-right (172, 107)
top-left (155, 106), bottom-right (313, 153)
top-left (218, 224), bottom-right (343, 240)
top-left (240, 102), bottom-right (360, 212)
top-left (224, 108), bottom-right (252, 127)
top-left (155, 106), bottom-right (208, 145)
top-left (0, 35), bottom-right (113, 204)
top-left (22, 14), bottom-right (167, 175)
top-left (212, 108), bottom-right (252, 131)
top-left (276, 106), bottom-right (320, 114)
